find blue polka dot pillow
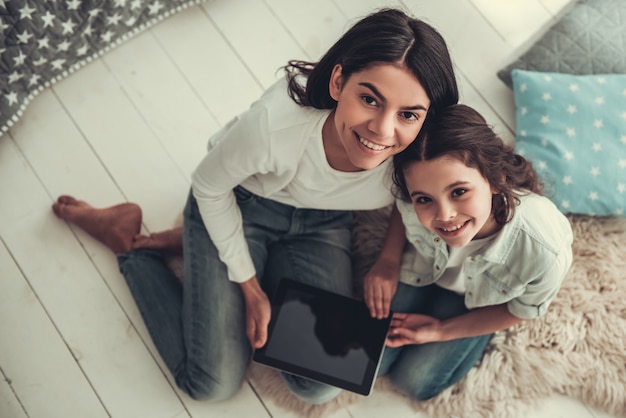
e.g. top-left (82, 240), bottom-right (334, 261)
top-left (512, 69), bottom-right (626, 217)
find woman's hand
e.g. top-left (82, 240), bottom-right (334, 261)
top-left (363, 258), bottom-right (400, 319)
top-left (239, 276), bottom-right (271, 349)
top-left (386, 313), bottom-right (443, 347)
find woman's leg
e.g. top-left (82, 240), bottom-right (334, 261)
top-left (385, 286), bottom-right (493, 400)
top-left (262, 208), bottom-right (354, 405)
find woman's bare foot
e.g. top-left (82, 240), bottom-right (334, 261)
top-left (52, 195), bottom-right (142, 254)
top-left (132, 227), bottom-right (183, 255)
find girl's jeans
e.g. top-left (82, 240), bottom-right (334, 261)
top-left (378, 282), bottom-right (493, 400)
top-left (117, 188), bottom-right (352, 403)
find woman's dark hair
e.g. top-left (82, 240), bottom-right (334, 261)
top-left (392, 104), bottom-right (543, 225)
top-left (283, 8), bottom-right (458, 120)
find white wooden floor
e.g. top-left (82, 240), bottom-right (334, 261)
top-left (0, 0), bottom-right (619, 417)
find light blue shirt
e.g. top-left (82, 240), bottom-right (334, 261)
top-left (397, 193), bottom-right (573, 319)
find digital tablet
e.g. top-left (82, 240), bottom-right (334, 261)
top-left (253, 278), bottom-right (392, 396)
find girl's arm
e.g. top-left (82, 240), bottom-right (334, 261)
top-left (387, 304), bottom-right (523, 347)
top-left (364, 204), bottom-right (407, 319)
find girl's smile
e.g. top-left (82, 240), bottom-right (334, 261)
top-left (323, 63), bottom-right (430, 172)
top-left (403, 156), bottom-right (500, 248)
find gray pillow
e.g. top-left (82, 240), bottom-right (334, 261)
top-left (497, 0), bottom-right (626, 89)
top-left (0, 0), bottom-right (204, 138)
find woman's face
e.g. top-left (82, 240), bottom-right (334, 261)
top-left (403, 156), bottom-right (500, 248)
top-left (323, 63), bottom-right (430, 172)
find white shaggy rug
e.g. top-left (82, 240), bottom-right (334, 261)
top-left (247, 209), bottom-right (626, 418)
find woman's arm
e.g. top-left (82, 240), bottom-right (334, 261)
top-left (364, 204), bottom-right (407, 319)
top-left (387, 304), bottom-right (523, 347)
top-left (239, 275), bottom-right (272, 348)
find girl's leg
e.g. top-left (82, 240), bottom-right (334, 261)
top-left (377, 283), bottom-right (439, 376)
top-left (262, 209), bottom-right (354, 405)
top-left (386, 287), bottom-right (493, 400)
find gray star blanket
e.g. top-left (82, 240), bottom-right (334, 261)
top-left (0, 0), bottom-right (204, 137)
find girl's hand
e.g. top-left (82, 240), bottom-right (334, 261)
top-left (239, 276), bottom-right (271, 349)
top-left (363, 259), bottom-right (400, 319)
top-left (386, 312), bottom-right (443, 347)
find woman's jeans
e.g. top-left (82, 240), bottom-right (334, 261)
top-left (117, 188), bottom-right (352, 403)
top-left (378, 282), bottom-right (493, 400)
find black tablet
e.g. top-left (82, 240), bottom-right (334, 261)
top-left (253, 278), bottom-right (392, 396)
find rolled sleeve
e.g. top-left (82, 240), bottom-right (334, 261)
top-left (507, 243), bottom-right (573, 319)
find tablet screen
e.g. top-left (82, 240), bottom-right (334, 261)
top-left (253, 278), bottom-right (392, 396)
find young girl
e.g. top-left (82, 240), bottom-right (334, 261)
top-left (364, 104), bottom-right (573, 400)
top-left (52, 8), bottom-right (458, 404)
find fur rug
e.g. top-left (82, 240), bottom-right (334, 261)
top-left (246, 209), bottom-right (626, 418)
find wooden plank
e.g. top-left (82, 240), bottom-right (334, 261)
top-left (0, 370), bottom-right (27, 418)
top-left (102, 29), bottom-right (219, 181)
top-left (265, 0), bottom-right (346, 61)
top-left (403, 0), bottom-right (517, 131)
top-left (0, 131), bottom-right (191, 417)
top-left (0, 238), bottom-right (108, 418)
top-left (51, 59), bottom-right (190, 231)
top-left (151, 6), bottom-right (263, 125)
top-left (332, 0), bottom-right (405, 21)
top-left (470, 0), bottom-right (552, 49)
top-left (202, 0), bottom-right (306, 89)
top-left (10, 63), bottom-right (269, 418)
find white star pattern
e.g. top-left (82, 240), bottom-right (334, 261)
top-left (67, 0), bottom-right (81, 10)
top-left (101, 31), bottom-right (115, 43)
top-left (29, 74), bottom-right (41, 86)
top-left (519, 83), bottom-right (528, 92)
top-left (57, 40), bottom-right (71, 52)
top-left (8, 72), bottom-right (23, 84)
top-left (19, 5), bottom-right (37, 20)
top-left (0, 0), bottom-right (205, 138)
top-left (148, 2), bottom-right (165, 15)
top-left (41, 11), bottom-right (55, 28)
top-left (16, 30), bottom-right (34, 43)
top-left (13, 52), bottom-right (27, 66)
top-left (6, 92), bottom-right (19, 106)
top-left (38, 37), bottom-right (50, 49)
top-left (108, 14), bottom-right (123, 26)
top-left (514, 70), bottom-right (626, 217)
top-left (61, 19), bottom-right (76, 35)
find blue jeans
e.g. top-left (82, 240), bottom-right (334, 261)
top-left (118, 188), bottom-right (352, 403)
top-left (378, 283), bottom-right (492, 400)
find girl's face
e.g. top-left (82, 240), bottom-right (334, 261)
top-left (403, 156), bottom-right (500, 248)
top-left (324, 63), bottom-right (430, 172)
